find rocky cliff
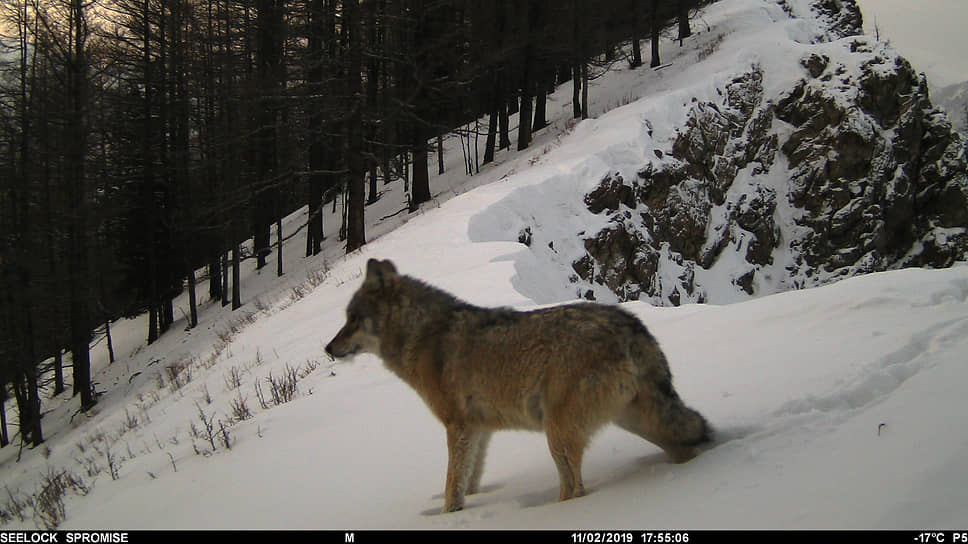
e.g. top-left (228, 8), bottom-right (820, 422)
top-left (572, 0), bottom-right (968, 305)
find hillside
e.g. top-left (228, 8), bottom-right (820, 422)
top-left (1, 0), bottom-right (967, 531)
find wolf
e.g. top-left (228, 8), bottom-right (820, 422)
top-left (325, 259), bottom-right (711, 513)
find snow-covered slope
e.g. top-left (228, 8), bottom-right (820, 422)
top-left (51, 263), bottom-right (968, 530)
top-left (2, 0), bottom-right (967, 531)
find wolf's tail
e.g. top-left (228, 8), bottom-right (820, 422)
top-left (617, 373), bottom-right (713, 462)
top-left (664, 395), bottom-right (713, 447)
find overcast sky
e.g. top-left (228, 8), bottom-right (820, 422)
top-left (854, 0), bottom-right (968, 89)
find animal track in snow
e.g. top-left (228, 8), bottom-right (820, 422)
top-left (772, 316), bottom-right (968, 418)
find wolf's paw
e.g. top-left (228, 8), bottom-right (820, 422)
top-left (420, 503), bottom-right (463, 516)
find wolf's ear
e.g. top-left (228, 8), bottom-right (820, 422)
top-left (364, 259), bottom-right (397, 288)
top-left (379, 259), bottom-right (397, 275)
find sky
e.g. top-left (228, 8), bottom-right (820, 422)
top-left (854, 0), bottom-right (968, 88)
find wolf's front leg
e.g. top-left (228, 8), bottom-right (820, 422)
top-left (442, 424), bottom-right (474, 513)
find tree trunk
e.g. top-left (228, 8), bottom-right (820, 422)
top-left (437, 134), bottom-right (445, 175)
top-left (142, 0), bottom-right (159, 346)
top-left (572, 63), bottom-right (581, 119)
top-left (276, 217), bottom-right (283, 277)
top-left (71, 337), bottom-right (94, 412)
top-left (209, 257), bottom-right (222, 301)
top-left (27, 369), bottom-right (42, 445)
top-left (306, 175), bottom-right (324, 256)
top-left (532, 76), bottom-right (548, 133)
top-left (306, 0), bottom-right (329, 256)
top-left (105, 320), bottom-right (115, 363)
top-left (162, 299), bottom-right (174, 334)
top-left (483, 106), bottom-right (498, 164)
top-left (148, 306), bottom-right (158, 344)
top-left (499, 99), bottom-right (511, 149)
top-left (0, 385), bottom-right (8, 447)
top-left (557, 62), bottom-right (571, 84)
top-left (14, 369), bottom-right (42, 446)
top-left (231, 242), bottom-right (242, 310)
top-left (651, 0), bottom-right (662, 68)
top-left (186, 266), bottom-right (198, 329)
top-left (517, 0), bottom-right (535, 151)
top-left (368, 167), bottom-right (379, 205)
top-left (518, 92), bottom-right (533, 151)
top-left (410, 131), bottom-right (431, 212)
top-left (474, 119), bottom-right (480, 174)
top-left (366, 0), bottom-right (381, 206)
top-left (254, 0), bottom-right (284, 271)
top-left (53, 351), bottom-right (64, 396)
top-left (222, 250), bottom-right (230, 307)
top-left (678, 0), bottom-right (692, 43)
top-left (631, 38), bottom-right (642, 67)
top-left (171, 0), bottom-right (198, 321)
top-left (345, 0), bottom-right (367, 251)
top-left (252, 168), bottom-right (271, 270)
top-left (68, 0), bottom-right (94, 412)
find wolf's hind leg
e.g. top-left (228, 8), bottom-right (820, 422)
top-left (545, 416), bottom-right (590, 501)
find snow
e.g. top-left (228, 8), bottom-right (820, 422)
top-left (2, 0), bottom-right (967, 531)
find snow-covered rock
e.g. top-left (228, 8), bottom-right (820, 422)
top-left (573, 0), bottom-right (968, 305)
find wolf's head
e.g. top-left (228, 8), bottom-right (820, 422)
top-left (325, 258), bottom-right (398, 359)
